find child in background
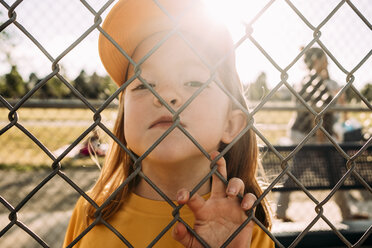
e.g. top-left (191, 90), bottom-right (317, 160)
top-left (63, 0), bottom-right (273, 247)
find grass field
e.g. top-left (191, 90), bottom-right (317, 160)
top-left (1, 106), bottom-right (371, 168)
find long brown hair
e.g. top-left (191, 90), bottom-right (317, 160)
top-left (85, 34), bottom-right (272, 229)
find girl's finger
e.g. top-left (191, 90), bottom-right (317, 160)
top-left (210, 152), bottom-right (228, 198)
top-left (176, 188), bottom-right (190, 205)
top-left (241, 193), bottom-right (257, 211)
top-left (172, 222), bottom-right (195, 248)
top-left (226, 177), bottom-right (245, 198)
top-left (177, 189), bottom-right (206, 213)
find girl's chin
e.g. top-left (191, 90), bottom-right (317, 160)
top-left (140, 147), bottom-right (206, 165)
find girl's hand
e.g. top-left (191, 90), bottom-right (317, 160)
top-left (172, 152), bottom-right (256, 248)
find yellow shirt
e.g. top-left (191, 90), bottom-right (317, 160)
top-left (63, 193), bottom-right (274, 247)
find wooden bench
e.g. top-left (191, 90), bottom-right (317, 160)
top-left (260, 143), bottom-right (372, 247)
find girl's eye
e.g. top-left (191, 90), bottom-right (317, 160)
top-left (131, 83), bottom-right (155, 91)
top-left (184, 81), bottom-right (204, 88)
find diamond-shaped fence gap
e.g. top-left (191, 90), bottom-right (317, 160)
top-left (58, 166), bottom-right (100, 201)
top-left (323, 187), bottom-right (370, 223)
top-left (252, 87), bottom-right (296, 145)
top-left (0, 125), bottom-right (53, 167)
top-left (0, 168), bottom-right (56, 210)
top-left (9, 175), bottom-right (77, 247)
top-left (64, 129), bottom-right (112, 169)
top-left (290, 0), bottom-right (342, 27)
top-left (0, 27), bottom-right (55, 83)
top-left (285, 89), bottom-right (337, 141)
top-left (56, 29), bottom-right (108, 82)
top-left (52, 126), bottom-right (111, 168)
top-left (0, 223), bottom-right (45, 248)
top-left (251, 0), bottom-right (313, 69)
top-left (25, 75), bottom-right (71, 101)
top-left (271, 190), bottom-right (325, 224)
top-left (13, 0), bottom-right (94, 60)
top-left (237, 42), bottom-right (281, 101)
top-left (15, 113), bottom-right (87, 164)
top-left (321, 190), bottom-right (356, 223)
top-left (320, 4), bottom-right (372, 74)
top-left (0, 166), bottom-right (98, 247)
top-left (254, 109), bottom-right (291, 145)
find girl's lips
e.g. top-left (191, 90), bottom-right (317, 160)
top-left (149, 116), bottom-right (185, 129)
top-left (150, 121), bottom-right (174, 129)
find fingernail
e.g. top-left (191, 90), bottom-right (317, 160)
top-left (242, 203), bottom-right (248, 209)
top-left (227, 187), bottom-right (236, 194)
top-left (177, 193), bottom-right (184, 201)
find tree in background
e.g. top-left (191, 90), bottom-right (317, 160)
top-left (73, 70), bottom-right (93, 99)
top-left (26, 73), bottom-right (71, 99)
top-left (344, 83), bottom-right (372, 103)
top-left (345, 86), bottom-right (361, 103)
top-left (27, 72), bottom-right (42, 98)
top-left (90, 72), bottom-right (117, 100)
top-left (0, 65), bottom-right (26, 98)
top-left (360, 83), bottom-right (372, 102)
top-left (0, 68), bottom-right (117, 100)
top-left (73, 70), bottom-right (116, 100)
top-left (43, 76), bottom-right (71, 99)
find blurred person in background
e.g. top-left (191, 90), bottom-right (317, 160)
top-left (276, 47), bottom-right (369, 222)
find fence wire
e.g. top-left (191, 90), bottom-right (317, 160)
top-left (0, 0), bottom-right (371, 248)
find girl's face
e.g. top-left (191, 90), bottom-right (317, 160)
top-left (124, 33), bottom-right (243, 165)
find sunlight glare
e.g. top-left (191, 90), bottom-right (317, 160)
top-left (202, 0), bottom-right (279, 84)
top-left (203, 0), bottom-right (247, 39)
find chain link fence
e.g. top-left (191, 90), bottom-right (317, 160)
top-left (1, 0), bottom-right (371, 247)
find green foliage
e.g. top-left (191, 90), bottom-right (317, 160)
top-left (344, 83), bottom-right (372, 103)
top-left (345, 86), bottom-right (361, 103)
top-left (72, 70), bottom-right (116, 100)
top-left (0, 68), bottom-right (117, 100)
top-left (0, 65), bottom-right (26, 98)
top-left (44, 77), bottom-right (71, 99)
top-left (360, 83), bottom-right (372, 101)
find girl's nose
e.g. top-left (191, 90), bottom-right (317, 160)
top-left (153, 89), bottom-right (182, 108)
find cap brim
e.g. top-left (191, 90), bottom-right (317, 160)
top-left (98, 0), bottom-right (202, 86)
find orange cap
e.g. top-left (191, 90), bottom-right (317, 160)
top-left (98, 0), bottom-right (213, 86)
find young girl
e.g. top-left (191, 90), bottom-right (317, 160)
top-left (63, 0), bottom-right (273, 247)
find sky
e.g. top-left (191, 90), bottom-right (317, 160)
top-left (0, 0), bottom-right (371, 90)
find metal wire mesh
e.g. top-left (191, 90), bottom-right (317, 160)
top-left (0, 0), bottom-right (371, 247)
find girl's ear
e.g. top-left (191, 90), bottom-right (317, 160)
top-left (221, 109), bottom-right (247, 144)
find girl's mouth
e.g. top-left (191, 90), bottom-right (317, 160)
top-left (149, 116), bottom-right (185, 129)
